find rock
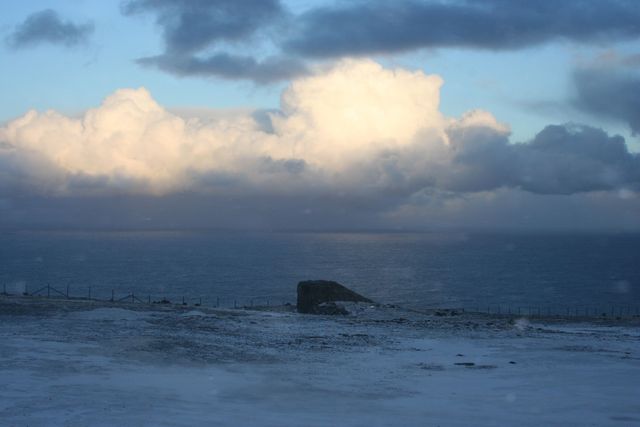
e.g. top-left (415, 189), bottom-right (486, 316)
top-left (296, 280), bottom-right (373, 314)
top-left (315, 302), bottom-right (349, 315)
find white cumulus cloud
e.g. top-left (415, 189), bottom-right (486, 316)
top-left (0, 59), bottom-right (637, 210)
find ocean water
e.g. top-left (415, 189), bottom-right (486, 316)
top-left (1, 230), bottom-right (638, 312)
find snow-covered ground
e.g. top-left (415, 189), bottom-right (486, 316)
top-left (1, 297), bottom-right (639, 426)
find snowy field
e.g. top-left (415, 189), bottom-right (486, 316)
top-left (1, 296), bottom-right (639, 426)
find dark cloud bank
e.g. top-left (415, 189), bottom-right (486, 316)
top-left (444, 124), bottom-right (640, 195)
top-left (6, 9), bottom-right (93, 48)
top-left (121, 0), bottom-right (284, 52)
top-left (2, 189), bottom-right (639, 232)
top-left (122, 0), bottom-right (304, 82)
top-left (574, 67), bottom-right (640, 135)
top-left (285, 0), bottom-right (640, 57)
top-left (137, 52), bottom-right (307, 84)
top-left (120, 0), bottom-right (640, 82)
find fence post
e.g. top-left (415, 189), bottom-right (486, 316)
top-left (148, 295), bottom-right (151, 304)
top-left (111, 289), bottom-right (114, 302)
top-left (131, 293), bottom-right (134, 303)
top-left (47, 284), bottom-right (50, 298)
top-left (66, 285), bottom-right (69, 298)
top-left (216, 297), bottom-right (219, 308)
top-left (88, 287), bottom-right (91, 299)
top-left (234, 299), bottom-right (237, 309)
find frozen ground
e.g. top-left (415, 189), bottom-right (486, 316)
top-left (1, 296), bottom-right (639, 426)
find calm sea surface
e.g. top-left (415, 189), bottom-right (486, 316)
top-left (1, 231), bottom-right (638, 311)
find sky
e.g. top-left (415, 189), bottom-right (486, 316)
top-left (0, 0), bottom-right (639, 231)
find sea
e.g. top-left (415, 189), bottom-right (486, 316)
top-left (1, 230), bottom-right (638, 314)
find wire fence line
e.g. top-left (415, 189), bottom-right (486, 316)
top-left (458, 303), bottom-right (640, 318)
top-left (1, 283), bottom-right (638, 318)
top-left (0, 283), bottom-right (293, 310)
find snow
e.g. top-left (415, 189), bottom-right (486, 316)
top-left (1, 297), bottom-right (639, 426)
top-left (180, 310), bottom-right (208, 318)
top-left (67, 307), bottom-right (151, 321)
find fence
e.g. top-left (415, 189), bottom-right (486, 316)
top-left (0, 283), bottom-right (293, 310)
top-left (1, 283), bottom-right (638, 318)
top-left (456, 303), bottom-right (640, 318)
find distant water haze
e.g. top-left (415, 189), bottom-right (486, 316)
top-left (1, 231), bottom-right (638, 312)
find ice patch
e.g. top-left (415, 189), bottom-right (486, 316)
top-left (513, 317), bottom-right (531, 331)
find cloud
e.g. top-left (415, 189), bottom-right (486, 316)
top-left (121, 0), bottom-right (284, 53)
top-left (6, 9), bottom-right (94, 49)
top-left (384, 188), bottom-right (640, 232)
top-left (512, 124), bottom-right (639, 194)
top-left (138, 52), bottom-right (307, 83)
top-left (122, 0), bottom-right (290, 83)
top-left (1, 59), bottom-right (638, 229)
top-left (573, 62), bottom-right (640, 135)
top-left (284, 0), bottom-right (640, 58)
top-left (122, 0), bottom-right (640, 83)
top-left (428, 117), bottom-right (640, 195)
top-left (349, 114), bottom-right (640, 197)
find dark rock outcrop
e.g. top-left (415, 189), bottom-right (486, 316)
top-left (296, 280), bottom-right (373, 314)
top-left (314, 302), bottom-right (349, 315)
